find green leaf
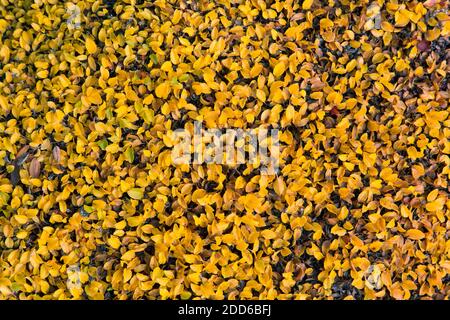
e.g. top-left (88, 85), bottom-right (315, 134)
top-left (97, 139), bottom-right (108, 150)
top-left (0, 191), bottom-right (10, 207)
top-left (178, 74), bottom-right (190, 82)
top-left (11, 282), bottom-right (22, 292)
top-left (142, 109), bottom-right (154, 124)
top-left (106, 108), bottom-right (113, 120)
top-left (124, 147), bottom-right (135, 163)
top-left (119, 118), bottom-right (137, 129)
top-left (150, 54), bottom-right (158, 65)
top-left (134, 102), bottom-right (143, 114)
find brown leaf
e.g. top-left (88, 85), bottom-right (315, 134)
top-left (15, 145), bottom-right (30, 166)
top-left (310, 77), bottom-right (325, 90)
top-left (52, 146), bottom-right (61, 163)
top-left (330, 106), bottom-right (340, 117)
top-left (16, 145), bottom-right (30, 159)
top-left (424, 0), bottom-right (441, 7)
top-left (29, 158), bottom-right (41, 178)
top-left (417, 40), bottom-right (430, 52)
top-left (290, 13), bottom-right (304, 21)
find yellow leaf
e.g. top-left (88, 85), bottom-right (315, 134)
top-left (346, 59), bottom-right (357, 72)
top-left (273, 61), bottom-right (287, 78)
top-left (127, 188), bottom-right (144, 200)
top-left (391, 286), bottom-right (404, 300)
top-left (155, 82), bottom-right (171, 99)
top-left (108, 236), bottom-right (121, 249)
top-left (180, 291), bottom-right (192, 299)
top-left (255, 260), bottom-right (265, 273)
top-left (121, 250), bottom-right (135, 261)
top-left (302, 0), bottom-right (314, 10)
top-left (400, 205), bottom-right (411, 218)
top-left (425, 198), bottom-right (445, 212)
top-left (86, 36), bottom-right (98, 54)
top-left (123, 268), bottom-right (132, 282)
top-left (405, 229), bottom-right (425, 240)
top-left (141, 225), bottom-right (153, 233)
top-left (395, 9), bottom-right (410, 27)
top-left (105, 143), bottom-right (120, 153)
top-left (235, 176), bottom-right (246, 189)
top-left (256, 89), bottom-right (266, 102)
top-left (87, 87), bottom-right (102, 105)
top-left (273, 177), bottom-right (286, 196)
top-left (291, 216), bottom-right (307, 229)
top-left (426, 189), bottom-right (439, 202)
top-left (36, 70), bottom-right (48, 78)
top-left (0, 95), bottom-right (8, 111)
top-left (14, 214), bottom-right (28, 224)
top-left (331, 225), bottom-right (347, 236)
top-left (381, 21), bottom-right (395, 32)
top-left (261, 230), bottom-right (277, 240)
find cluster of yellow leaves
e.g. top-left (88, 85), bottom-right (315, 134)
top-left (0, 0), bottom-right (449, 300)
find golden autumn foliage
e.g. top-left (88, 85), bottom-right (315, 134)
top-left (0, 0), bottom-right (449, 300)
